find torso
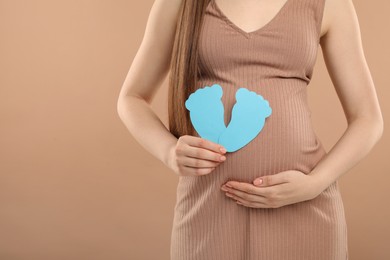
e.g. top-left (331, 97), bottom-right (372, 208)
top-left (191, 0), bottom-right (329, 176)
top-left (171, 1), bottom-right (348, 258)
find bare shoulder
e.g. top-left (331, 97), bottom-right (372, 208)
top-left (318, 0), bottom-right (383, 125)
top-left (144, 0), bottom-right (183, 39)
top-left (320, 0), bottom-right (358, 40)
top-left (118, 0), bottom-right (183, 102)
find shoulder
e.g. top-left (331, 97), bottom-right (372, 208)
top-left (147, 0), bottom-right (183, 22)
top-left (142, 0), bottom-right (184, 41)
top-left (152, 0), bottom-right (183, 11)
top-left (320, 0), bottom-right (359, 39)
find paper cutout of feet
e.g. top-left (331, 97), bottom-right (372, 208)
top-left (218, 87), bottom-right (272, 152)
top-left (184, 84), bottom-right (226, 144)
top-left (185, 84), bottom-right (272, 152)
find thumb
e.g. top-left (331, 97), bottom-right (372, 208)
top-left (253, 173), bottom-right (286, 187)
top-left (253, 177), bottom-right (263, 186)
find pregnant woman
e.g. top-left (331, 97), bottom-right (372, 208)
top-left (117, 0), bottom-right (383, 259)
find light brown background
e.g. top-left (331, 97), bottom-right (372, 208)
top-left (0, 0), bottom-right (388, 259)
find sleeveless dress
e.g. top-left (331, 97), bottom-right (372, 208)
top-left (170, 0), bottom-right (349, 259)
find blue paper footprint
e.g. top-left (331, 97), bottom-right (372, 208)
top-left (218, 87), bottom-right (272, 152)
top-left (185, 84), bottom-right (226, 144)
top-left (185, 84), bottom-right (272, 152)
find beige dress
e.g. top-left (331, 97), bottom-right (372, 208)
top-left (170, 0), bottom-right (348, 259)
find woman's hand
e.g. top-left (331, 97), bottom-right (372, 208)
top-left (168, 135), bottom-right (227, 177)
top-left (221, 170), bottom-right (326, 208)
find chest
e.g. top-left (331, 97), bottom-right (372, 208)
top-left (213, 0), bottom-right (291, 34)
top-left (198, 0), bottom-right (320, 78)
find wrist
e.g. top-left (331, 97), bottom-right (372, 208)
top-left (308, 169), bottom-right (333, 195)
top-left (163, 141), bottom-right (176, 169)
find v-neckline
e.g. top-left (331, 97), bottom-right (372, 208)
top-left (211, 0), bottom-right (292, 38)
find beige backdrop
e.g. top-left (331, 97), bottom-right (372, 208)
top-left (0, 0), bottom-right (389, 259)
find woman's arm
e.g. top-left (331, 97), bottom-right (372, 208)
top-left (117, 0), bottom-right (227, 175)
top-left (117, 0), bottom-right (182, 166)
top-left (307, 0), bottom-right (384, 190)
top-left (219, 0), bottom-right (384, 209)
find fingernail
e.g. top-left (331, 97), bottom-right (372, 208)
top-left (220, 147), bottom-right (226, 153)
top-left (254, 179), bottom-right (262, 185)
top-left (220, 156), bottom-right (226, 161)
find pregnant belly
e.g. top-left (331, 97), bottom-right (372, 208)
top-left (213, 103), bottom-right (327, 182)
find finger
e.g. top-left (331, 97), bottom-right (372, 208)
top-left (224, 181), bottom-right (265, 196)
top-left (253, 172), bottom-right (289, 187)
top-left (185, 136), bottom-right (227, 154)
top-left (225, 181), bottom-right (277, 198)
top-left (224, 187), bottom-right (268, 204)
top-left (181, 156), bottom-right (221, 168)
top-left (184, 145), bottom-right (226, 163)
top-left (225, 192), bottom-right (271, 208)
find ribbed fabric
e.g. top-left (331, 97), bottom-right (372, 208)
top-left (170, 0), bottom-right (348, 259)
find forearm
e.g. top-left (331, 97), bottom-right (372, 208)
top-left (117, 95), bottom-right (178, 167)
top-left (309, 117), bottom-right (383, 191)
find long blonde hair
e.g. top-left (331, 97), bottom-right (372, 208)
top-left (168, 0), bottom-right (210, 138)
